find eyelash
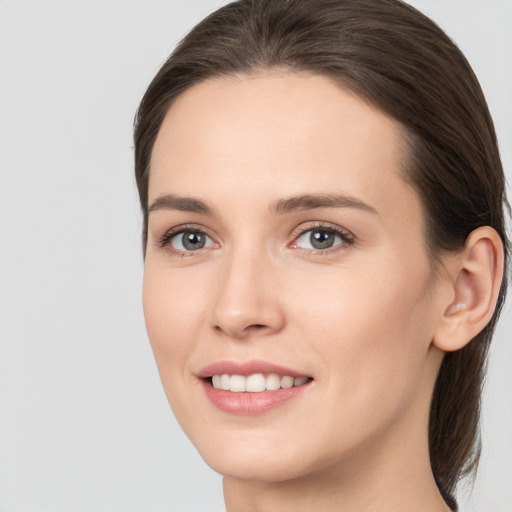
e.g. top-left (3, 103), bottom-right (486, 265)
top-left (157, 224), bottom-right (212, 253)
top-left (157, 222), bottom-right (355, 256)
top-left (290, 222), bottom-right (355, 255)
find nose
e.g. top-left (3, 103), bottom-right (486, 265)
top-left (210, 251), bottom-right (285, 339)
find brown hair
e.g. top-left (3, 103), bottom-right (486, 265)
top-left (134, 0), bottom-right (509, 501)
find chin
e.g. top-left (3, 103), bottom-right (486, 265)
top-left (204, 451), bottom-right (314, 483)
top-left (187, 424), bottom-right (340, 483)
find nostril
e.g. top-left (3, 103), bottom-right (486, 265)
top-left (246, 324), bottom-right (269, 332)
top-left (213, 322), bottom-right (271, 338)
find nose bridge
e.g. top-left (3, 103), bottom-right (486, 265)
top-left (211, 241), bottom-right (284, 338)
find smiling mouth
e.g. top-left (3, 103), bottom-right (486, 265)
top-left (207, 373), bottom-right (312, 393)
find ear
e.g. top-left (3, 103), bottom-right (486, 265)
top-left (433, 226), bottom-right (504, 352)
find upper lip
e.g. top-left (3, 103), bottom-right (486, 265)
top-left (197, 360), bottom-right (311, 379)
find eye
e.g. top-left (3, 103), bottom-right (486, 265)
top-left (291, 224), bottom-right (354, 251)
top-left (166, 230), bottom-right (216, 252)
top-left (295, 229), bottom-right (341, 250)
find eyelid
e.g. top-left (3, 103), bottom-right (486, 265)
top-left (155, 221), bottom-right (355, 255)
top-left (289, 221), bottom-right (356, 251)
top-left (157, 223), bottom-right (218, 250)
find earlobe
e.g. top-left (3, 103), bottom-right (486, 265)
top-left (433, 226), bottom-right (504, 352)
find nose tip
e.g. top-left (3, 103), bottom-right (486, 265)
top-left (213, 304), bottom-right (284, 339)
top-left (210, 258), bottom-right (285, 339)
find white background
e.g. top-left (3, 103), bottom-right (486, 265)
top-left (0, 1), bottom-right (510, 511)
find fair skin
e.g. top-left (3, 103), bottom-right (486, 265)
top-left (143, 71), bottom-right (503, 512)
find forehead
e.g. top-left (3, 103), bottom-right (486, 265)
top-left (149, 71), bottom-right (418, 223)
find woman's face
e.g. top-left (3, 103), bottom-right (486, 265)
top-left (143, 72), bottom-right (447, 481)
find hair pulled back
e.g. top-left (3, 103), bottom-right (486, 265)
top-left (134, 0), bottom-right (509, 500)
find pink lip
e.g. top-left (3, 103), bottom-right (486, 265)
top-left (198, 360), bottom-right (312, 415)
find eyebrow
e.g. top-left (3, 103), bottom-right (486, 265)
top-left (147, 192), bottom-right (378, 217)
top-left (271, 193), bottom-right (378, 215)
top-left (148, 194), bottom-right (214, 215)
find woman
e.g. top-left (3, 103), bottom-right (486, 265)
top-left (134, 1), bottom-right (508, 510)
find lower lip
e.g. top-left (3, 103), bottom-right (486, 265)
top-left (201, 380), bottom-right (310, 415)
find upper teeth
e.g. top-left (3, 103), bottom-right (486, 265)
top-left (211, 373), bottom-right (309, 393)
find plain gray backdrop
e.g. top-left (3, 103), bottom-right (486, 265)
top-left (0, 1), bottom-right (511, 511)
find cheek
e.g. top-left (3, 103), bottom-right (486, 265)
top-left (142, 265), bottom-right (203, 394)
top-left (294, 255), bottom-right (432, 348)
top-left (143, 260), bottom-right (206, 341)
top-left (292, 260), bottom-right (434, 420)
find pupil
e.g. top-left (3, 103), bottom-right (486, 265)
top-left (183, 232), bottom-right (205, 250)
top-left (310, 230), bottom-right (334, 249)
